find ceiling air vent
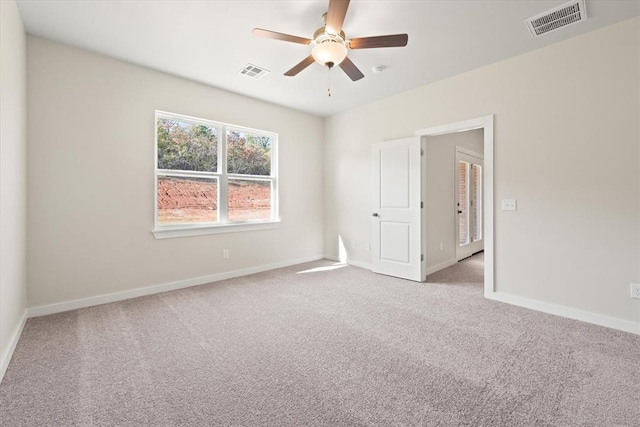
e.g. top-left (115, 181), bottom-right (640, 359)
top-left (240, 63), bottom-right (270, 80)
top-left (525, 0), bottom-right (587, 38)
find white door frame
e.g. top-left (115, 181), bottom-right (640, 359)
top-left (415, 115), bottom-right (494, 297)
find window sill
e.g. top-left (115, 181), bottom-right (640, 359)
top-left (152, 219), bottom-right (281, 239)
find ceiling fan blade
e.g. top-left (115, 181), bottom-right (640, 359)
top-left (252, 28), bottom-right (312, 45)
top-left (284, 55), bottom-right (316, 76)
top-left (339, 56), bottom-right (364, 81)
top-left (349, 34), bottom-right (409, 49)
top-left (326, 0), bottom-right (350, 33)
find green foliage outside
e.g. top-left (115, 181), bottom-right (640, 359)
top-left (157, 119), bottom-right (272, 176)
top-left (227, 130), bottom-right (271, 176)
top-left (157, 119), bottom-right (218, 171)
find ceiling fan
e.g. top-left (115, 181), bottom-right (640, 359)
top-left (252, 0), bottom-right (408, 82)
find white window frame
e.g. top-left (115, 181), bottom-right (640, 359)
top-left (152, 111), bottom-right (279, 239)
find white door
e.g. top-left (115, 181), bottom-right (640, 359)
top-left (456, 148), bottom-right (484, 261)
top-left (372, 137), bottom-right (423, 281)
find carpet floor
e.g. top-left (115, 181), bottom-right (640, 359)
top-left (1, 254), bottom-right (638, 426)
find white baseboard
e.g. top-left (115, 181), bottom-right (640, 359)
top-left (486, 292), bottom-right (640, 335)
top-left (27, 255), bottom-right (325, 318)
top-left (1, 310), bottom-right (27, 384)
top-left (425, 258), bottom-right (457, 276)
top-left (347, 259), bottom-right (373, 270)
top-left (323, 254), bottom-right (372, 270)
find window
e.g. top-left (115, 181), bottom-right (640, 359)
top-left (457, 158), bottom-right (482, 246)
top-left (471, 164), bottom-right (482, 242)
top-left (154, 111), bottom-right (278, 238)
top-left (458, 160), bottom-right (469, 246)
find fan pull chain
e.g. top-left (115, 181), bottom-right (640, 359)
top-left (327, 67), bottom-right (332, 97)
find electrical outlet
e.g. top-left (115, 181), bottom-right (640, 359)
top-left (365, 243), bottom-right (370, 251)
top-left (439, 242), bottom-right (443, 251)
top-left (351, 240), bottom-right (356, 249)
top-left (502, 199), bottom-right (517, 211)
top-left (631, 283), bottom-right (640, 299)
top-left (222, 249), bottom-right (229, 259)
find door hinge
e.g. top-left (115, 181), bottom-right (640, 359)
top-left (421, 254), bottom-right (424, 262)
top-left (420, 148), bottom-right (424, 156)
top-left (421, 201), bottom-right (424, 208)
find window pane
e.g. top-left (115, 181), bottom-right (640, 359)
top-left (226, 129), bottom-right (272, 176)
top-left (157, 176), bottom-right (218, 225)
top-left (228, 179), bottom-right (271, 221)
top-left (157, 118), bottom-right (218, 172)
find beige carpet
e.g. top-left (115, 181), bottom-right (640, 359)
top-left (1, 254), bottom-right (638, 426)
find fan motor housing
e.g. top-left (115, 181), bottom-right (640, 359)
top-left (313, 27), bottom-right (346, 42)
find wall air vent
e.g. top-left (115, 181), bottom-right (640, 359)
top-left (240, 64), bottom-right (270, 79)
top-left (525, 0), bottom-right (587, 38)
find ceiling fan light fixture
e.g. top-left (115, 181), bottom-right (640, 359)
top-left (311, 39), bottom-right (347, 67)
top-left (253, 0), bottom-right (409, 82)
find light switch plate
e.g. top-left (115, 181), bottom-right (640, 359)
top-left (502, 199), bottom-right (517, 211)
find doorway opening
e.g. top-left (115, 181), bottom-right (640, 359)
top-left (415, 116), bottom-right (494, 297)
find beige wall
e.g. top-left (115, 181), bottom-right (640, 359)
top-left (324, 18), bottom-right (640, 323)
top-left (27, 36), bottom-right (324, 308)
top-left (425, 130), bottom-right (484, 270)
top-left (0, 0), bottom-right (28, 373)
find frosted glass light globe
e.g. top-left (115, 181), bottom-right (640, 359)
top-left (312, 41), bottom-right (348, 67)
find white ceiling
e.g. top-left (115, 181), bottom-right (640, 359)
top-left (16, 0), bottom-right (640, 117)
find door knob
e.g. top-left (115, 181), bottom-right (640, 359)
top-left (372, 213), bottom-right (379, 217)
